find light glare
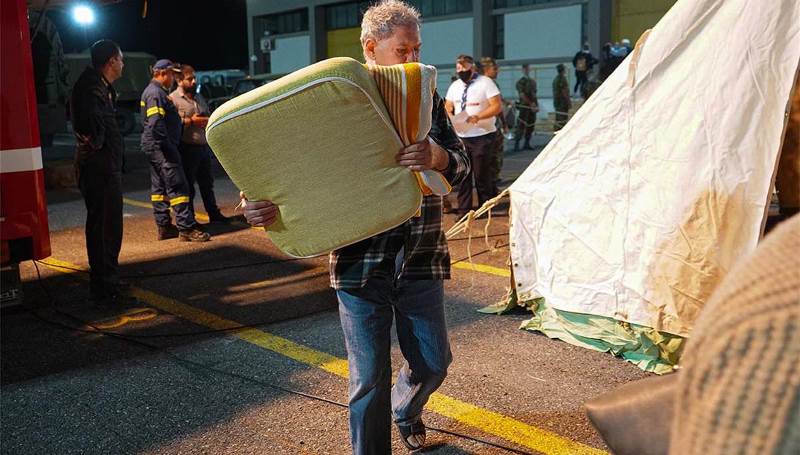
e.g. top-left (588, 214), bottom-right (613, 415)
top-left (72, 5), bottom-right (95, 26)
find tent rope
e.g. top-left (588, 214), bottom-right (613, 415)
top-left (446, 189), bottom-right (510, 239)
top-left (446, 189), bottom-right (511, 270)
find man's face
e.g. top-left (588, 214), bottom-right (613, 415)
top-left (484, 65), bottom-right (498, 79)
top-left (366, 25), bottom-right (421, 66)
top-left (108, 52), bottom-right (124, 82)
top-left (156, 69), bottom-right (175, 89)
top-left (455, 61), bottom-right (474, 74)
top-left (180, 71), bottom-right (197, 93)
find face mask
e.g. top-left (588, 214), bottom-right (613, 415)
top-left (457, 70), bottom-right (472, 83)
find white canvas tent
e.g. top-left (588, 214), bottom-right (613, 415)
top-left (451, 0), bottom-right (800, 373)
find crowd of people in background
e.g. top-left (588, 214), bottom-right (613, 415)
top-left (440, 36), bottom-right (634, 214)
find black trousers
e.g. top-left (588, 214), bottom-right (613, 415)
top-left (457, 133), bottom-right (496, 214)
top-left (77, 161), bottom-right (123, 299)
top-left (179, 143), bottom-right (220, 216)
top-left (574, 70), bottom-right (588, 94)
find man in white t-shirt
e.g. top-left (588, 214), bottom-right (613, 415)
top-left (445, 54), bottom-right (503, 215)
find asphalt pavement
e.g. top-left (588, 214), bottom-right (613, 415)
top-left (1, 132), bottom-right (650, 454)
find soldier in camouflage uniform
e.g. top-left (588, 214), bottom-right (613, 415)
top-left (552, 64), bottom-right (571, 131)
top-left (480, 57), bottom-right (508, 194)
top-left (515, 64), bottom-right (538, 151)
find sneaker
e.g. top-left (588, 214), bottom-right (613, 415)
top-left (208, 212), bottom-right (232, 224)
top-left (179, 228), bottom-right (210, 242)
top-left (157, 224), bottom-right (179, 240)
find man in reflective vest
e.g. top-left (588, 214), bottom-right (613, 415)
top-left (140, 59), bottom-right (209, 242)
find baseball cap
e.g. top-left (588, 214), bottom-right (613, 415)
top-left (153, 59), bottom-right (181, 72)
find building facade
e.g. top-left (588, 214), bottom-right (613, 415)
top-left (246, 0), bottom-right (674, 114)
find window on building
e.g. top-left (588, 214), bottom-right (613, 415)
top-left (407, 0), bottom-right (471, 17)
top-left (252, 9), bottom-right (309, 74)
top-left (493, 0), bottom-right (570, 9)
top-left (494, 14), bottom-right (504, 59)
top-left (253, 9), bottom-right (308, 35)
top-left (581, 2), bottom-right (588, 46)
top-left (325, 1), bottom-right (371, 30)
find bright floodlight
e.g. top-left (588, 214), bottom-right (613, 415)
top-left (72, 5), bottom-right (95, 26)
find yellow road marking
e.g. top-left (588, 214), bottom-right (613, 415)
top-left (451, 261), bottom-right (510, 277)
top-left (122, 197), bottom-right (152, 210)
top-left (123, 197), bottom-right (511, 275)
top-left (228, 266), bottom-right (328, 292)
top-left (39, 257), bottom-right (606, 455)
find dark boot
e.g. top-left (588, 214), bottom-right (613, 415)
top-left (208, 211), bottom-right (232, 224)
top-left (157, 224), bottom-right (179, 240)
top-left (179, 228), bottom-right (211, 242)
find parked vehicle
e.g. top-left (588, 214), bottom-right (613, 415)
top-left (1, 0), bottom-right (52, 306)
top-left (64, 51), bottom-right (156, 135)
top-left (205, 75), bottom-right (278, 112)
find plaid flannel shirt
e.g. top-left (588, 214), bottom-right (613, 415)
top-left (329, 91), bottom-right (471, 289)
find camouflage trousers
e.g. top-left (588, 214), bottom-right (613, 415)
top-left (515, 104), bottom-right (536, 147)
top-left (488, 130), bottom-right (505, 188)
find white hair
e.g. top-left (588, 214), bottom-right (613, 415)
top-left (360, 0), bottom-right (421, 46)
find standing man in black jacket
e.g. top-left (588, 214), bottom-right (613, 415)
top-left (70, 40), bottom-right (128, 305)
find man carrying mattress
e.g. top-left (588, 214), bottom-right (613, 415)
top-left (140, 59), bottom-right (210, 242)
top-left (241, 1), bottom-right (470, 452)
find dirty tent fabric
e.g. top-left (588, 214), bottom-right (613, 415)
top-left (503, 0), bottom-right (800, 372)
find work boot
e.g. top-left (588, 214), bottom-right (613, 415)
top-left (208, 212), bottom-right (232, 224)
top-left (157, 224), bottom-right (179, 240)
top-left (179, 228), bottom-right (210, 242)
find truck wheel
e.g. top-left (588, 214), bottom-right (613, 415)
top-left (116, 110), bottom-right (136, 136)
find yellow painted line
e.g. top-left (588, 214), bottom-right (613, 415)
top-left (39, 257), bottom-right (606, 455)
top-left (451, 261), bottom-right (510, 277)
top-left (228, 266), bottom-right (328, 292)
top-left (40, 258), bottom-right (348, 376)
top-left (122, 197), bottom-right (152, 210)
top-left (427, 394), bottom-right (606, 455)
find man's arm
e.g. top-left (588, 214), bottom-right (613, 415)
top-left (395, 92), bottom-right (469, 186)
top-left (241, 191), bottom-right (279, 227)
top-left (444, 99), bottom-right (455, 117)
top-left (73, 87), bottom-right (107, 151)
top-left (143, 92), bottom-right (179, 159)
top-left (467, 95), bottom-right (502, 125)
top-left (428, 91), bottom-right (470, 186)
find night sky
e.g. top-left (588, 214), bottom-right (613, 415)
top-left (46, 0), bottom-right (248, 70)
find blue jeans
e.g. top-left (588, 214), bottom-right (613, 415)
top-left (337, 277), bottom-right (452, 454)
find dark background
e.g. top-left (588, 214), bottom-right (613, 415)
top-left (46, 0), bottom-right (248, 70)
